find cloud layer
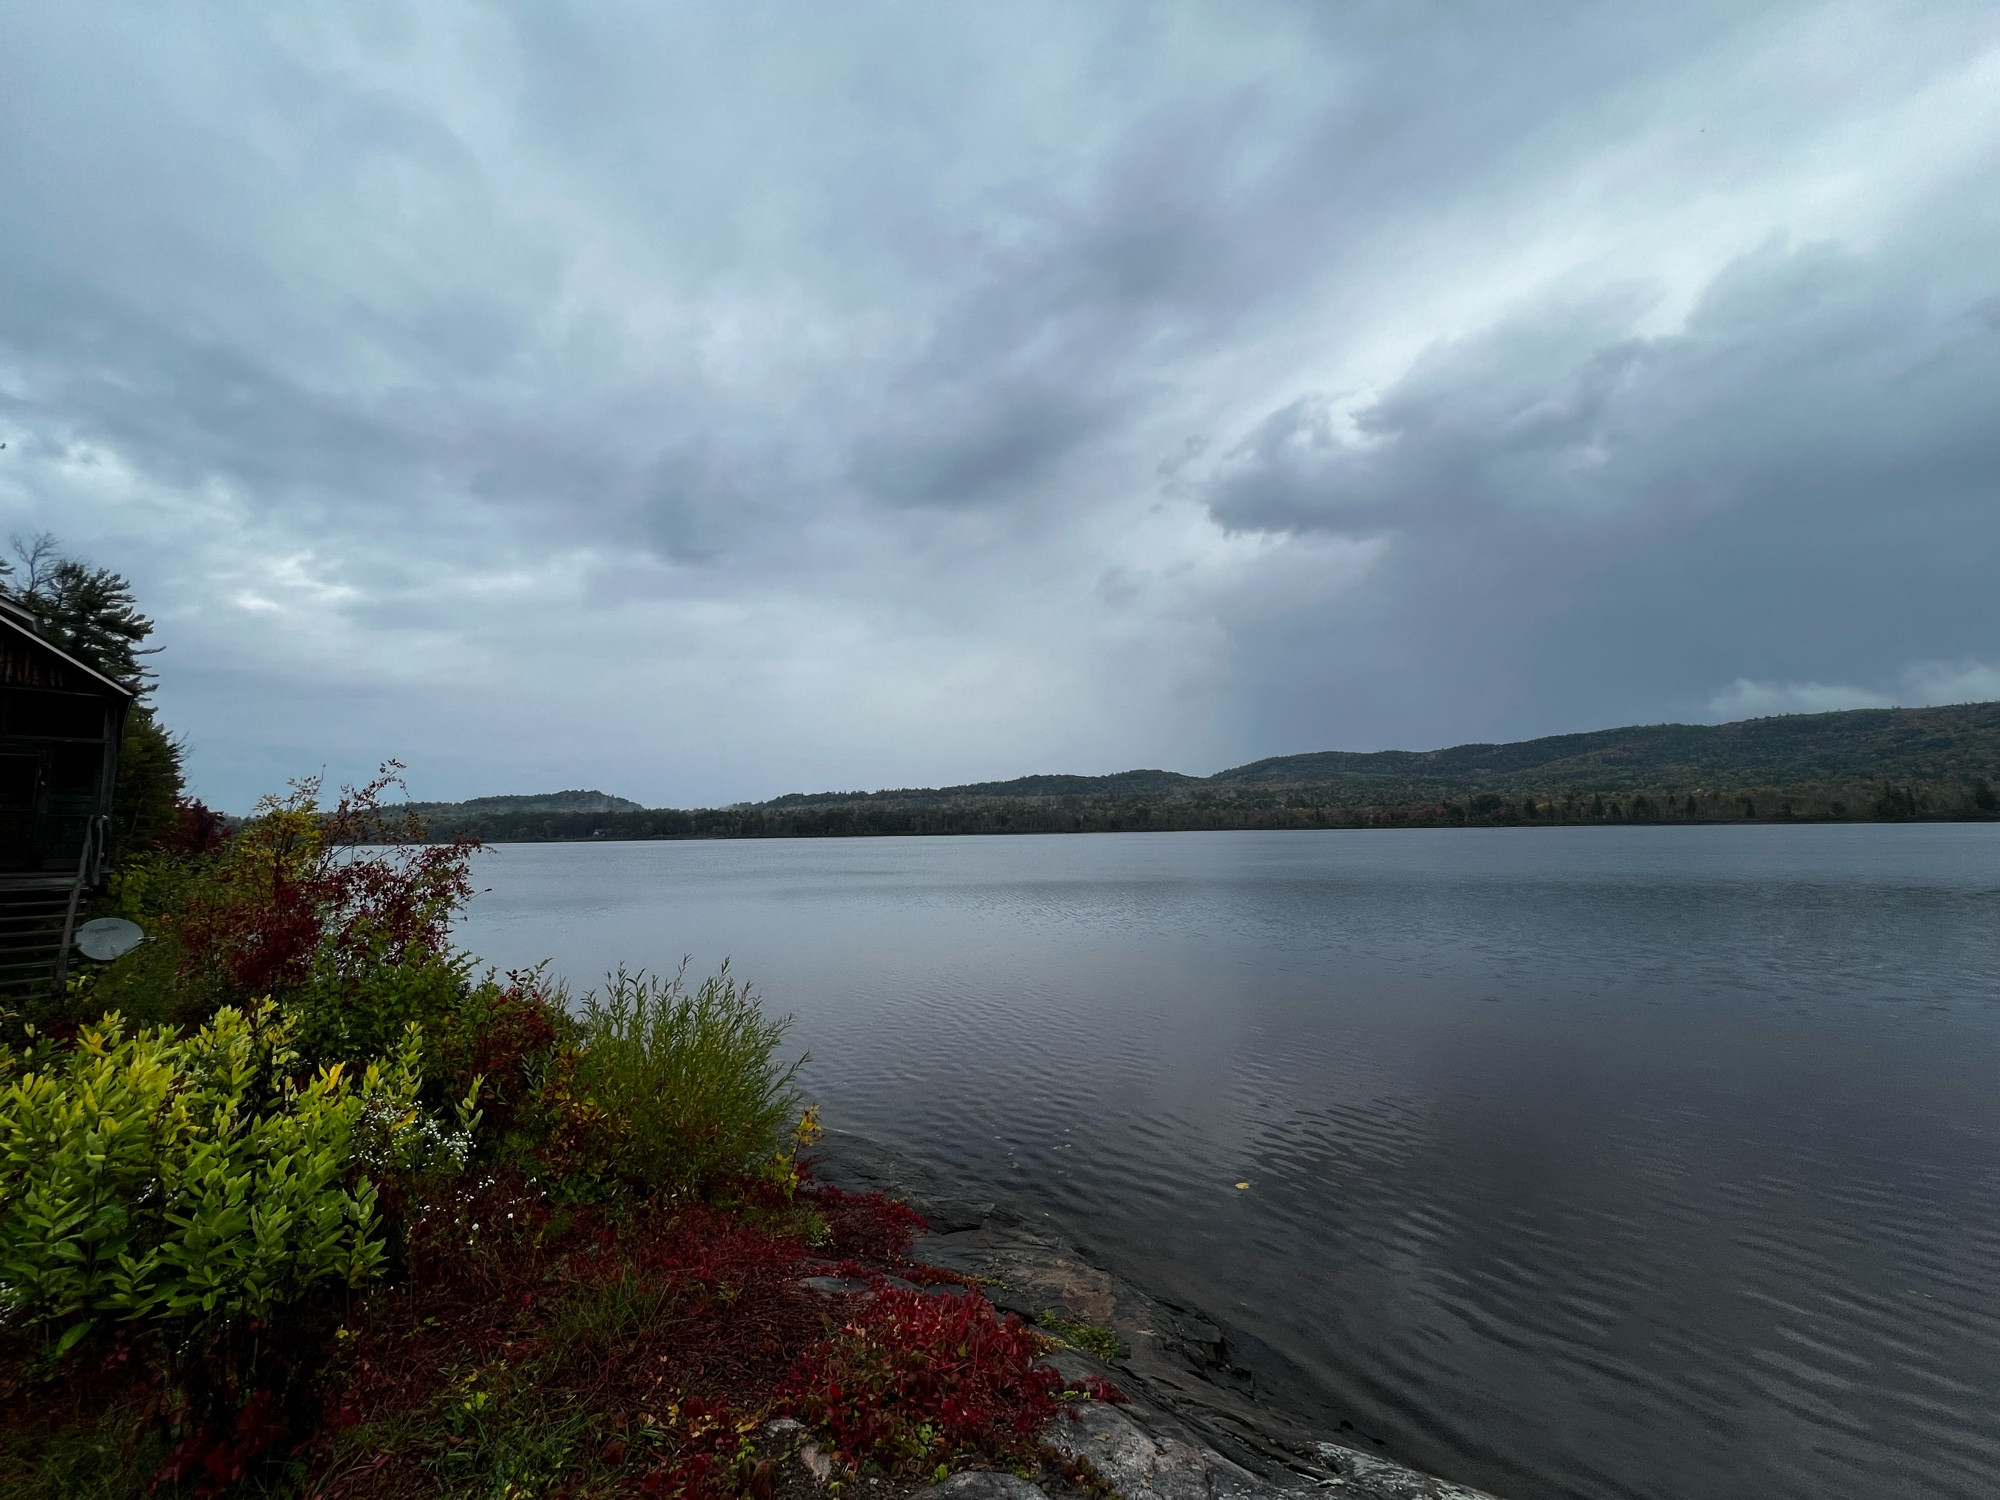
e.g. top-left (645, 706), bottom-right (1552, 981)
top-left (2, 2), bottom-right (1996, 808)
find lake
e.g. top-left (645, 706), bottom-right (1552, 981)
top-left (453, 825), bottom-right (1999, 1500)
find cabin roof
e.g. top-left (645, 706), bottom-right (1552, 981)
top-left (0, 602), bottom-right (139, 702)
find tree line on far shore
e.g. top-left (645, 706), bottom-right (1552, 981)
top-left (10, 533), bottom-right (1992, 847)
top-left (406, 699), bottom-right (2000, 842)
top-left (413, 774), bottom-right (1998, 844)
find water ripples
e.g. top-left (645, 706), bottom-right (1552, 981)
top-left (456, 826), bottom-right (2000, 1500)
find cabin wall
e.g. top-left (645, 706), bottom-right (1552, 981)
top-left (0, 690), bottom-right (122, 880)
top-left (0, 624), bottom-right (133, 891)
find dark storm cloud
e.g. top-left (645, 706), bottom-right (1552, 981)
top-left (853, 381), bottom-right (1118, 510)
top-left (1214, 243), bottom-right (2000, 541)
top-left (1201, 218), bottom-right (2000, 747)
top-left (0, 1), bottom-right (1995, 805)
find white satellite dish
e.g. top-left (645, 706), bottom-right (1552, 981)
top-left (75, 917), bottom-right (146, 962)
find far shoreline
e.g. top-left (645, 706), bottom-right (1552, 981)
top-left (432, 815), bottom-right (1997, 847)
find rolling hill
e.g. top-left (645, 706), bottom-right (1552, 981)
top-left (412, 702), bottom-right (2000, 842)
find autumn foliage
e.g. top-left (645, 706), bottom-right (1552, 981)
top-left (170, 767), bottom-right (473, 1006)
top-left (2, 768), bottom-right (1119, 1499)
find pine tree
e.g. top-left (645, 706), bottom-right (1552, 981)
top-left (7, 533), bottom-right (160, 694)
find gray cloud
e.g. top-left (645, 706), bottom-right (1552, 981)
top-left (1199, 211), bottom-right (2000, 751)
top-left (1, 1), bottom-right (1996, 806)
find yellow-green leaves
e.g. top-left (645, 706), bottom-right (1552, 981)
top-left (0, 1001), bottom-right (439, 1349)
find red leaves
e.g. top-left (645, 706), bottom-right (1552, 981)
top-left (172, 766), bottom-right (476, 1005)
top-left (428, 974), bottom-right (568, 1147)
top-left (802, 1183), bottom-right (928, 1261)
top-left (307, 1176), bottom-right (1099, 1495)
top-left (560, 1201), bottom-right (808, 1310)
top-left (155, 795), bottom-right (230, 856)
top-left (780, 1287), bottom-right (1062, 1472)
top-left (467, 984), bottom-right (560, 1081)
top-left (152, 1391), bottom-right (289, 1497)
top-left (632, 1393), bottom-right (754, 1499)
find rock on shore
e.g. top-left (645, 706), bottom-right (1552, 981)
top-left (808, 1129), bottom-right (1499, 1500)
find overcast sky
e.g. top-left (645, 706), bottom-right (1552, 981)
top-left (4, 2), bottom-right (1998, 810)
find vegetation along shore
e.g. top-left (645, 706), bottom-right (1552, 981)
top-left (0, 774), bottom-right (1131, 1499)
top-left (2, 777), bottom-right (1493, 1500)
top-left (0, 541), bottom-right (1492, 1499)
top-left (406, 703), bottom-right (2000, 843)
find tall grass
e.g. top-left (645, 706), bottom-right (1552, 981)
top-left (572, 962), bottom-right (804, 1199)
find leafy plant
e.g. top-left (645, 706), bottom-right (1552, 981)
top-left (286, 949), bottom-right (474, 1074)
top-left (783, 1287), bottom-right (1063, 1473)
top-left (0, 1002), bottom-right (450, 1355)
top-left (424, 968), bottom-right (572, 1162)
top-left (1036, 1314), bottom-right (1119, 1363)
top-left (172, 769), bottom-right (474, 1020)
top-left (83, 767), bottom-right (480, 1057)
top-left (566, 963), bottom-right (804, 1200)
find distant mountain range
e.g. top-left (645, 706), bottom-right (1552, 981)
top-left (411, 702), bottom-right (2000, 842)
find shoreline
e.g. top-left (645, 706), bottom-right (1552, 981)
top-left (411, 808), bottom-right (1998, 845)
top-left (810, 1128), bottom-right (1499, 1500)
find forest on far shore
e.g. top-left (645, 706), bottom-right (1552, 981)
top-left (407, 702), bottom-right (2000, 842)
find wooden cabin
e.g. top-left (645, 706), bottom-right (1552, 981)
top-left (0, 595), bottom-right (136, 996)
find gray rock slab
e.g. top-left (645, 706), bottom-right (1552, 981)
top-left (808, 1128), bottom-right (1502, 1500)
top-left (919, 1226), bottom-right (1118, 1325)
top-left (1047, 1402), bottom-right (1255, 1500)
top-left (1306, 1444), bottom-right (1499, 1500)
top-left (927, 1473), bottom-right (1050, 1500)
top-left (1038, 1347), bottom-right (1117, 1386)
top-left (799, 1275), bottom-right (875, 1296)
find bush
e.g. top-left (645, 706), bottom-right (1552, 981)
top-left (170, 770), bottom-right (473, 1023)
top-left (84, 767), bottom-right (480, 1057)
top-left (77, 774), bottom-right (808, 1207)
top-left (565, 963), bottom-right (804, 1200)
top-left (783, 1288), bottom-right (1063, 1472)
top-left (0, 1002), bottom-right (453, 1356)
top-left (286, 949), bottom-right (474, 1071)
top-left (425, 969), bottom-right (572, 1161)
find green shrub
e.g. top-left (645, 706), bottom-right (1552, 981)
top-left (1037, 1313), bottom-right (1120, 1363)
top-left (0, 1002), bottom-right (453, 1354)
top-left (75, 769), bottom-right (479, 1055)
top-left (568, 963), bottom-right (804, 1199)
top-left (425, 970), bottom-right (575, 1168)
top-left (287, 947), bottom-right (475, 1069)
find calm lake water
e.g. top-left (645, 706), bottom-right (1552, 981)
top-left (453, 826), bottom-right (1999, 1500)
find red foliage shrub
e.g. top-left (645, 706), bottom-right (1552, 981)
top-left (311, 1173), bottom-right (1106, 1497)
top-left (781, 1287), bottom-right (1063, 1472)
top-left (634, 1394), bottom-right (758, 1499)
top-left (152, 1390), bottom-right (290, 1498)
top-left (524, 1042), bottom-right (629, 1184)
top-left (802, 1182), bottom-right (927, 1262)
top-left (154, 795), bottom-right (231, 857)
top-left (328, 1177), bottom-right (827, 1449)
top-left (173, 765), bottom-right (474, 1003)
top-left (561, 1201), bottom-right (809, 1317)
top-left (464, 981), bottom-right (561, 1082)
top-left (427, 971), bottom-right (568, 1148)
